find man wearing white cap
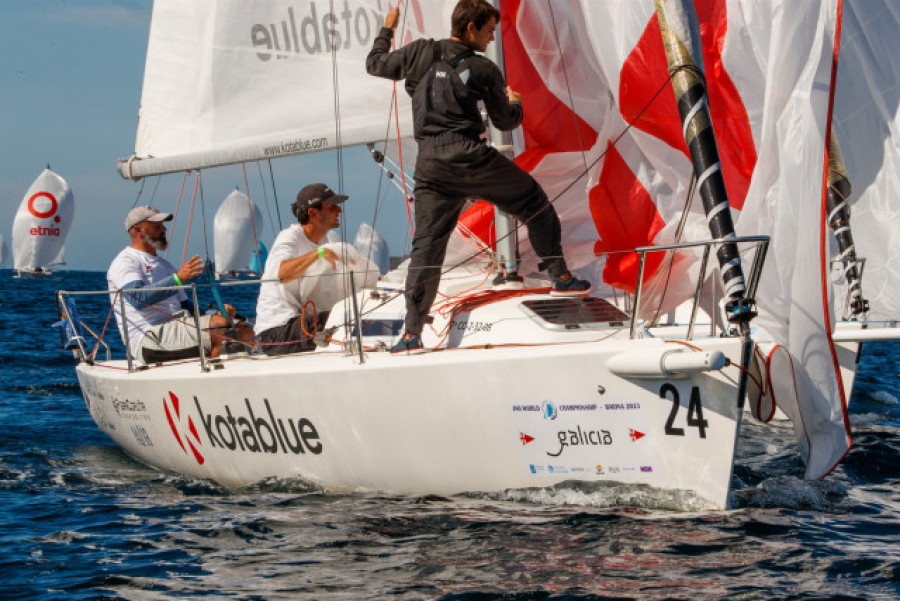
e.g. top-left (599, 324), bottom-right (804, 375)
top-left (108, 205), bottom-right (253, 363)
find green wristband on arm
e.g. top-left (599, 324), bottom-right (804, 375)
top-left (317, 246), bottom-right (325, 259)
top-left (173, 273), bottom-right (182, 286)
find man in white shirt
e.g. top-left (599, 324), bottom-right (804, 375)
top-left (108, 206), bottom-right (253, 363)
top-left (254, 183), bottom-right (345, 355)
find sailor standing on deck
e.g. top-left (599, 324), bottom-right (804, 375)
top-left (366, 0), bottom-right (590, 354)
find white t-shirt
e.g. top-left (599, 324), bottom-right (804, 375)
top-left (107, 247), bottom-right (187, 359)
top-left (254, 224), bottom-right (318, 334)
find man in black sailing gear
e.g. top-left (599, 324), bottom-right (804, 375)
top-left (366, 0), bottom-right (590, 354)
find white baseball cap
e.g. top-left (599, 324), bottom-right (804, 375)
top-left (125, 206), bottom-right (173, 231)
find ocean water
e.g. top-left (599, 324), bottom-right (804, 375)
top-left (1, 270), bottom-right (898, 600)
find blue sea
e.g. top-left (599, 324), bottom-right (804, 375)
top-left (1, 270), bottom-right (898, 600)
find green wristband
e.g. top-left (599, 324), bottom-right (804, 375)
top-left (173, 273), bottom-right (182, 286)
top-left (317, 246), bottom-right (325, 259)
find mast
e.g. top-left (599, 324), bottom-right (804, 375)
top-left (826, 129), bottom-right (869, 317)
top-left (653, 0), bottom-right (755, 330)
top-left (484, 0), bottom-right (522, 285)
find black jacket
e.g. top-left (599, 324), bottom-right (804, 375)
top-left (366, 27), bottom-right (523, 140)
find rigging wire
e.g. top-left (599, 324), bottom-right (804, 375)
top-left (180, 172), bottom-right (201, 266)
top-left (328, 0), bottom-right (354, 336)
top-left (130, 176), bottom-right (148, 210)
top-left (267, 160), bottom-right (284, 231)
top-left (374, 0), bottom-right (415, 237)
top-left (163, 171), bottom-right (190, 263)
top-left (256, 160), bottom-right (277, 243)
top-left (198, 172), bottom-right (213, 262)
top-left (241, 163), bottom-right (261, 261)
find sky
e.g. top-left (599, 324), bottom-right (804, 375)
top-left (0, 0), bottom-right (411, 272)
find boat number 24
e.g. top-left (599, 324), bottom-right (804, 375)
top-left (660, 383), bottom-right (708, 438)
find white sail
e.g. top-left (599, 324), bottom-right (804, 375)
top-left (353, 221), bottom-right (390, 275)
top-left (478, 1), bottom-right (860, 478)
top-left (0, 234), bottom-right (8, 267)
top-left (119, 0), bottom-right (456, 180)
top-left (12, 168), bottom-right (74, 272)
top-left (832, 1), bottom-right (900, 323)
top-left (213, 189), bottom-right (265, 275)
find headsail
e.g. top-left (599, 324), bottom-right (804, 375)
top-left (493, 0), bottom-right (853, 478)
top-left (12, 168), bottom-right (75, 272)
top-left (119, 0), bottom-right (455, 180)
top-left (213, 189), bottom-right (265, 276)
top-left (831, 0), bottom-right (900, 324)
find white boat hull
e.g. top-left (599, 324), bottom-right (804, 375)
top-left (76, 312), bottom-right (745, 510)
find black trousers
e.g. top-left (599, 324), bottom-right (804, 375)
top-left (404, 138), bottom-right (568, 335)
top-left (256, 311), bottom-right (328, 356)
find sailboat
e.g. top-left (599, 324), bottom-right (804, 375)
top-left (0, 234), bottom-right (9, 268)
top-left (13, 167), bottom-right (74, 277)
top-left (353, 222), bottom-right (390, 276)
top-left (58, 0), bottom-right (894, 510)
top-left (213, 188), bottom-right (266, 278)
top-left (247, 240), bottom-right (268, 277)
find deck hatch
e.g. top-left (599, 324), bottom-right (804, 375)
top-left (519, 297), bottom-right (629, 330)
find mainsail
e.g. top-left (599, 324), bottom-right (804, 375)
top-left (12, 168), bottom-right (74, 273)
top-left (213, 189), bottom-right (265, 275)
top-left (118, 0), bottom-right (455, 180)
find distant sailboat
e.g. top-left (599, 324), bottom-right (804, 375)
top-left (213, 189), bottom-right (265, 278)
top-left (247, 240), bottom-right (268, 276)
top-left (0, 234), bottom-right (9, 268)
top-left (354, 222), bottom-right (390, 275)
top-left (12, 167), bottom-right (74, 276)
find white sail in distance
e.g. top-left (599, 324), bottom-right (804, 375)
top-left (12, 168), bottom-right (75, 272)
top-left (214, 189), bottom-right (265, 275)
top-left (0, 234), bottom-right (9, 267)
top-left (354, 222), bottom-right (390, 275)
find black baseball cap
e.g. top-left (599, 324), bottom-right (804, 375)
top-left (292, 183), bottom-right (348, 218)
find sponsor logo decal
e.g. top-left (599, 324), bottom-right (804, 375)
top-left (519, 432), bottom-right (535, 445)
top-left (542, 401), bottom-right (557, 421)
top-left (194, 396), bottom-right (323, 456)
top-left (250, 0), bottom-right (426, 62)
top-left (164, 391), bottom-right (205, 465)
top-left (27, 191), bottom-right (62, 236)
top-left (28, 191), bottom-right (58, 219)
top-left (547, 425), bottom-right (613, 457)
top-left (629, 429), bottom-right (645, 442)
